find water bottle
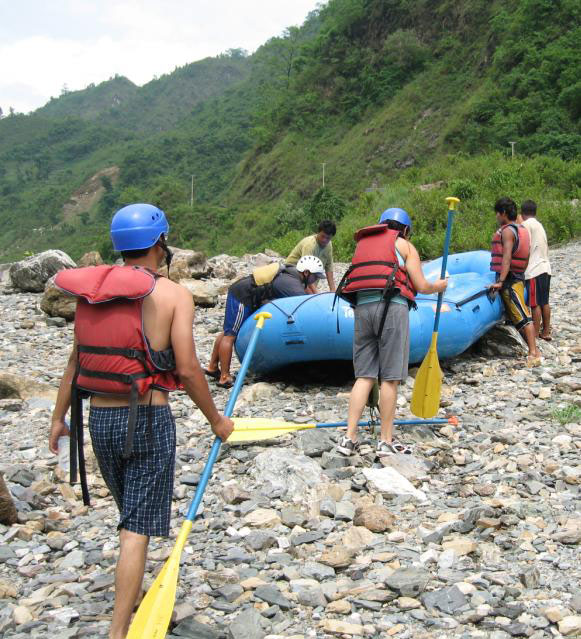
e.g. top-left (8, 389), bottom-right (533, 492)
top-left (58, 436), bottom-right (70, 472)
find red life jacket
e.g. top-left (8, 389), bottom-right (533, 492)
top-left (54, 264), bottom-right (182, 505)
top-left (56, 264), bottom-right (181, 395)
top-left (337, 225), bottom-right (416, 304)
top-left (490, 223), bottom-right (530, 274)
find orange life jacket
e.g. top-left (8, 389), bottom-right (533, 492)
top-left (490, 223), bottom-right (530, 274)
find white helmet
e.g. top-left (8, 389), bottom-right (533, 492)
top-left (296, 255), bottom-right (325, 278)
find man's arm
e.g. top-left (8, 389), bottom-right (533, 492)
top-left (172, 286), bottom-right (233, 441)
top-left (326, 270), bottom-right (336, 292)
top-left (490, 228), bottom-right (514, 290)
top-left (49, 341), bottom-right (76, 454)
top-left (403, 242), bottom-right (447, 294)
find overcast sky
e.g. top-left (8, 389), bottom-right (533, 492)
top-left (0, 0), bottom-right (322, 114)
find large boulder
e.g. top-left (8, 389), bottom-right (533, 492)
top-left (207, 254), bottom-right (242, 280)
top-left (0, 263), bottom-right (11, 287)
top-left (0, 474), bottom-right (17, 526)
top-left (77, 251), bottom-right (103, 267)
top-left (0, 372), bottom-right (57, 401)
top-left (250, 449), bottom-right (327, 499)
top-left (9, 250), bottom-right (76, 292)
top-left (180, 279), bottom-right (220, 307)
top-left (41, 276), bottom-right (77, 320)
top-left (168, 248), bottom-right (209, 282)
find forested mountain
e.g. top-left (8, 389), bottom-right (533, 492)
top-left (0, 0), bottom-right (579, 263)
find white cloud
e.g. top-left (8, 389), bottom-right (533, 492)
top-left (0, 0), bottom-right (322, 114)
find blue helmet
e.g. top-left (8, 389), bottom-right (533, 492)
top-left (378, 207), bottom-right (412, 233)
top-left (110, 203), bottom-right (169, 251)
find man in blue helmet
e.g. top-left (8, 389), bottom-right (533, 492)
top-left (336, 208), bottom-right (447, 457)
top-left (49, 203), bottom-right (234, 639)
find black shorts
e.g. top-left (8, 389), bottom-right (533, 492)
top-left (526, 273), bottom-right (551, 308)
top-left (89, 405), bottom-right (176, 537)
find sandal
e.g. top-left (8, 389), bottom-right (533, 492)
top-left (539, 334), bottom-right (552, 342)
top-left (204, 368), bottom-right (221, 380)
top-left (217, 380), bottom-right (234, 389)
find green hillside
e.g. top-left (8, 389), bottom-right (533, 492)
top-left (0, 0), bottom-right (579, 264)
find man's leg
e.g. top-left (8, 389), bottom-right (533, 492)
top-left (531, 305), bottom-right (542, 337)
top-left (346, 377), bottom-right (375, 442)
top-left (207, 333), bottom-right (223, 374)
top-left (218, 335), bottom-right (236, 384)
top-left (110, 529), bottom-right (149, 639)
top-left (378, 380), bottom-right (398, 443)
top-left (521, 322), bottom-right (540, 359)
top-left (540, 304), bottom-right (551, 338)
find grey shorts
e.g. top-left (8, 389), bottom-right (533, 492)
top-left (353, 301), bottom-right (410, 381)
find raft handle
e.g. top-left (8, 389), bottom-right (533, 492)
top-left (285, 339), bottom-right (305, 345)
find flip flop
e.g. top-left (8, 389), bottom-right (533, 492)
top-left (217, 380), bottom-right (234, 389)
top-left (204, 368), bottom-right (221, 380)
top-left (539, 335), bottom-right (552, 341)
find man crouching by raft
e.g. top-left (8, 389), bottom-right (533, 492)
top-left (488, 197), bottom-right (541, 366)
top-left (48, 203), bottom-right (234, 639)
top-left (335, 208), bottom-right (448, 457)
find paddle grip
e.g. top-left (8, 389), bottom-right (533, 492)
top-left (185, 314), bottom-right (269, 522)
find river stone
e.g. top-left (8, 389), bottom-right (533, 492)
top-left (558, 616), bottom-right (581, 637)
top-left (362, 467), bottom-right (428, 501)
top-left (385, 567), bottom-right (431, 597)
top-left (172, 616), bottom-right (222, 638)
top-left (228, 608), bottom-right (266, 639)
top-left (243, 509), bottom-right (281, 528)
top-left (297, 429), bottom-right (335, 457)
top-left (297, 586), bottom-right (327, 608)
top-left (353, 505), bottom-right (395, 532)
top-left (342, 525), bottom-right (376, 550)
top-left (254, 584), bottom-right (293, 610)
top-left (300, 561), bottom-right (335, 580)
top-left (243, 531), bottom-right (277, 551)
top-left (250, 449), bottom-right (327, 498)
top-left (422, 585), bottom-right (468, 614)
top-left (319, 545), bottom-right (355, 568)
top-left (41, 276), bottom-right (77, 320)
top-left (9, 250), bottom-right (76, 292)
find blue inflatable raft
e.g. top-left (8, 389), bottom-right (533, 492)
top-left (235, 250), bottom-right (503, 374)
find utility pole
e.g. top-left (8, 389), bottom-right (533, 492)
top-left (321, 163), bottom-right (326, 188)
top-left (190, 175), bottom-right (194, 209)
top-left (509, 141), bottom-right (516, 158)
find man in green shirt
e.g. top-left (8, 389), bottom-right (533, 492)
top-left (286, 220), bottom-right (337, 292)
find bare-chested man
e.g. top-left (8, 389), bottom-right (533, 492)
top-left (48, 203), bottom-right (233, 639)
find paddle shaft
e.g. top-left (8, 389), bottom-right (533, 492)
top-left (315, 418), bottom-right (451, 429)
top-left (433, 207), bottom-right (456, 333)
top-left (185, 314), bottom-right (269, 521)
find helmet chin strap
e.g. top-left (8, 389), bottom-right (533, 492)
top-left (158, 236), bottom-right (173, 274)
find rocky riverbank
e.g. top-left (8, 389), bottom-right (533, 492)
top-left (0, 242), bottom-right (579, 639)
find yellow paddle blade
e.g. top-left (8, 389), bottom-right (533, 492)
top-left (229, 417), bottom-right (316, 442)
top-left (127, 520), bottom-right (193, 639)
top-left (410, 333), bottom-right (443, 418)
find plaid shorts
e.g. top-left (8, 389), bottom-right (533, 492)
top-left (88, 405), bottom-right (176, 537)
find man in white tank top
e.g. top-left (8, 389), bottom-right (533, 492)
top-left (520, 200), bottom-right (552, 340)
